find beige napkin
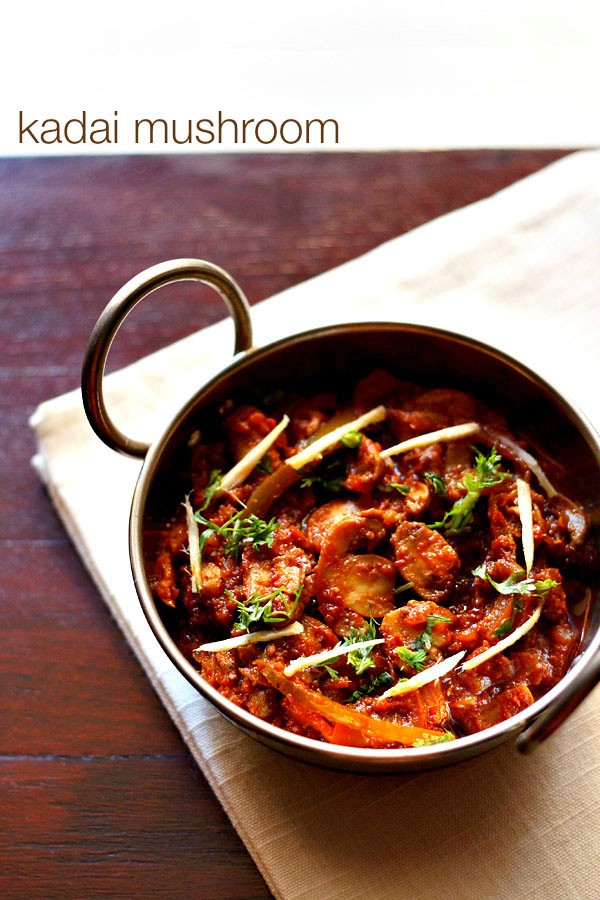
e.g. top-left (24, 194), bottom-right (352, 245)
top-left (31, 150), bottom-right (600, 900)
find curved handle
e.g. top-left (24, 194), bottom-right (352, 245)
top-left (516, 645), bottom-right (600, 754)
top-left (81, 259), bottom-right (253, 458)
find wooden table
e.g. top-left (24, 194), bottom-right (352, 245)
top-left (0, 149), bottom-right (569, 898)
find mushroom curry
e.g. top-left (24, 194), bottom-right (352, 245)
top-left (146, 370), bottom-right (596, 749)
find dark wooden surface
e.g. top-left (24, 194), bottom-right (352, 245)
top-left (0, 149), bottom-right (570, 899)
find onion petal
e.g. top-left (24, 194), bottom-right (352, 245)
top-left (479, 427), bottom-right (557, 497)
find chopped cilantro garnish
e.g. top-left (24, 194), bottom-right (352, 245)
top-left (432, 446), bottom-right (509, 533)
top-left (320, 664), bottom-right (341, 679)
top-left (396, 646), bottom-right (428, 672)
top-left (473, 564), bottom-right (559, 599)
top-left (256, 456), bottom-right (273, 474)
top-left (379, 482), bottom-right (411, 495)
top-left (413, 614), bottom-right (452, 651)
top-left (320, 620), bottom-right (380, 677)
top-left (345, 619), bottom-right (378, 675)
top-left (194, 507), bottom-right (279, 561)
top-left (473, 563), bottom-right (558, 638)
top-left (412, 730), bottom-right (454, 747)
top-left (424, 471), bottom-right (446, 495)
top-left (346, 671), bottom-right (394, 703)
top-left (233, 586), bottom-right (301, 632)
top-left (388, 483), bottom-right (411, 495)
top-left (300, 457), bottom-right (345, 493)
top-left (493, 611), bottom-right (522, 639)
top-left (341, 429), bottom-right (363, 449)
top-left (199, 469), bottom-right (222, 510)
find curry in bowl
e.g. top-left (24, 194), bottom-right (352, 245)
top-left (145, 369), bottom-right (595, 750)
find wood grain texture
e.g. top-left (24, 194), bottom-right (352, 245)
top-left (0, 150), bottom-right (569, 898)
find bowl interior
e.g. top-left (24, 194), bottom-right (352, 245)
top-left (132, 323), bottom-right (600, 770)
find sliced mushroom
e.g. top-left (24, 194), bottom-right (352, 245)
top-left (305, 499), bottom-right (360, 551)
top-left (312, 515), bottom-right (395, 617)
top-left (391, 521), bottom-right (460, 603)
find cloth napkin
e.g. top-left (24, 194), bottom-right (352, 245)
top-left (31, 150), bottom-right (600, 900)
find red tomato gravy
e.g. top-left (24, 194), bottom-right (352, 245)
top-left (146, 370), bottom-right (596, 749)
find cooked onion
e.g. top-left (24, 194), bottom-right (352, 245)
top-left (257, 661), bottom-right (452, 746)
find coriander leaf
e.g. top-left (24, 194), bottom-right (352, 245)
top-left (534, 577), bottom-right (560, 598)
top-left (474, 563), bottom-right (559, 638)
top-left (194, 508), bottom-right (279, 560)
top-left (256, 456), bottom-right (273, 474)
top-left (345, 619), bottom-right (378, 675)
top-left (492, 593), bottom-right (525, 638)
top-left (341, 429), bottom-right (363, 449)
top-left (224, 513), bottom-right (278, 556)
top-left (433, 446), bottom-right (509, 533)
top-left (346, 671), bottom-right (394, 703)
top-left (387, 482), bottom-right (411, 495)
top-left (233, 585), bottom-right (302, 633)
top-left (300, 457), bottom-right (345, 493)
top-left (396, 646), bottom-right (428, 672)
top-left (473, 566), bottom-right (533, 596)
top-left (320, 664), bottom-right (341, 679)
top-left (493, 618), bottom-right (516, 638)
top-left (412, 730), bottom-right (454, 747)
top-left (413, 614), bottom-right (452, 651)
top-left (473, 564), bottom-right (559, 599)
top-left (378, 481), bottom-right (411, 495)
top-left (199, 470), bottom-right (223, 510)
top-left (424, 472), bottom-right (446, 495)
top-left (472, 445), bottom-right (510, 487)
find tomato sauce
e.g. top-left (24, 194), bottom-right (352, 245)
top-left (147, 371), bottom-right (596, 749)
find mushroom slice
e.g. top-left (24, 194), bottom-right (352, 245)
top-left (391, 521), bottom-right (460, 603)
top-left (328, 554), bottom-right (396, 617)
top-left (242, 527), bottom-right (314, 615)
top-left (305, 499), bottom-right (360, 551)
top-left (312, 515), bottom-right (395, 617)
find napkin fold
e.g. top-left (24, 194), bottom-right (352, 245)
top-left (31, 150), bottom-right (600, 900)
